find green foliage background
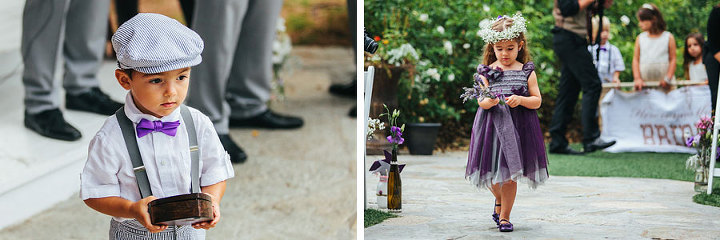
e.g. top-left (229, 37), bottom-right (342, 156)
top-left (365, 0), bottom-right (716, 149)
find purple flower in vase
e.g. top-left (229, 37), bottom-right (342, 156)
top-left (686, 135), bottom-right (695, 147)
top-left (387, 126), bottom-right (405, 144)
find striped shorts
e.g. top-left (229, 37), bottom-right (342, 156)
top-left (109, 219), bottom-right (205, 240)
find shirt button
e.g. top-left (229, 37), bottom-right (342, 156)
top-left (161, 161), bottom-right (166, 166)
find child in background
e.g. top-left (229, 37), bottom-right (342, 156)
top-left (632, 3), bottom-right (677, 92)
top-left (588, 16), bottom-right (625, 84)
top-left (684, 33), bottom-right (708, 83)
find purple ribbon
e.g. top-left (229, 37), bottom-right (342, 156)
top-left (599, 47), bottom-right (607, 51)
top-left (136, 118), bottom-right (181, 138)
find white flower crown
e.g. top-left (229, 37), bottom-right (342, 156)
top-left (478, 13), bottom-right (527, 44)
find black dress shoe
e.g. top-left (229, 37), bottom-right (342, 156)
top-left (329, 80), bottom-right (356, 98)
top-left (218, 134), bottom-right (247, 164)
top-left (229, 110), bottom-right (304, 129)
top-left (583, 139), bottom-right (616, 153)
top-left (348, 106), bottom-right (356, 118)
top-left (549, 146), bottom-right (584, 155)
top-left (24, 109), bottom-right (82, 141)
top-left (66, 87), bottom-right (123, 115)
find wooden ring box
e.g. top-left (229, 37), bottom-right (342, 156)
top-left (148, 193), bottom-right (214, 226)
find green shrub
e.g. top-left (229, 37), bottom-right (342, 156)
top-left (365, 0), bottom-right (715, 149)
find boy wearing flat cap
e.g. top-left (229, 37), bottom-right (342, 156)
top-left (80, 13), bottom-right (234, 239)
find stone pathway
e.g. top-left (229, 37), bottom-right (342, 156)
top-left (364, 152), bottom-right (720, 239)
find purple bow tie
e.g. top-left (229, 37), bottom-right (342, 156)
top-left (599, 47), bottom-right (607, 51)
top-left (136, 118), bottom-right (181, 138)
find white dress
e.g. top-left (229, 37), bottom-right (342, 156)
top-left (689, 61), bottom-right (708, 81)
top-left (638, 31), bottom-right (672, 82)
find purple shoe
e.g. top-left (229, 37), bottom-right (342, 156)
top-left (498, 219), bottom-right (513, 232)
top-left (492, 202), bottom-right (501, 225)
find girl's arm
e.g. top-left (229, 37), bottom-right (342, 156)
top-left (476, 75), bottom-right (500, 109)
top-left (665, 33), bottom-right (677, 83)
top-left (513, 71), bottom-right (542, 109)
top-left (194, 180), bottom-right (227, 230)
top-left (84, 196), bottom-right (167, 233)
top-left (632, 36), bottom-right (643, 91)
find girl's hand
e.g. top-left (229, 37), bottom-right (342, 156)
top-left (633, 78), bottom-right (644, 91)
top-left (660, 76), bottom-right (672, 91)
top-left (131, 196), bottom-right (167, 233)
top-left (488, 97), bottom-right (500, 106)
top-left (193, 195), bottom-right (221, 230)
top-left (505, 95), bottom-right (522, 108)
top-left (659, 80), bottom-right (670, 90)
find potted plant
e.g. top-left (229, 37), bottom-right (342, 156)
top-left (397, 59), bottom-right (464, 155)
top-left (364, 28), bottom-right (420, 154)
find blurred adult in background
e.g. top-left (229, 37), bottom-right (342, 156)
top-left (188, 0), bottom-right (304, 164)
top-left (328, 0), bottom-right (358, 118)
top-left (705, 3), bottom-right (720, 112)
top-left (115, 0), bottom-right (195, 27)
top-left (548, 0), bottom-right (616, 154)
top-left (22, 0), bottom-right (122, 141)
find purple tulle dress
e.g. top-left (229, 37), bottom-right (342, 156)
top-left (466, 61), bottom-right (548, 189)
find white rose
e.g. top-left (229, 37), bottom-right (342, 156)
top-left (436, 26), bottom-right (445, 34)
top-left (448, 73), bottom-right (455, 81)
top-left (483, 5), bottom-right (490, 12)
top-left (620, 15), bottom-right (630, 26)
top-left (443, 40), bottom-right (453, 55)
top-left (419, 13), bottom-right (429, 22)
top-left (463, 43), bottom-right (470, 49)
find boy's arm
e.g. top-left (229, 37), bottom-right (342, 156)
top-left (193, 180), bottom-right (227, 230)
top-left (84, 196), bottom-right (167, 233)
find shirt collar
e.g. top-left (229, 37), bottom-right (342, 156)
top-left (123, 92), bottom-right (181, 124)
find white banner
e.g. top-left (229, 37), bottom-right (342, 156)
top-left (600, 86), bottom-right (711, 153)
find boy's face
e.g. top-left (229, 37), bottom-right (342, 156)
top-left (600, 29), bottom-right (609, 45)
top-left (687, 37), bottom-right (702, 58)
top-left (115, 67), bottom-right (190, 118)
top-left (493, 40), bottom-right (522, 67)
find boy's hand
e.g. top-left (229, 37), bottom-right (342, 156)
top-left (193, 195), bottom-right (221, 230)
top-left (131, 196), bottom-right (167, 233)
top-left (505, 95), bottom-right (522, 108)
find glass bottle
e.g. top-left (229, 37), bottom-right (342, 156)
top-left (387, 148), bottom-right (402, 212)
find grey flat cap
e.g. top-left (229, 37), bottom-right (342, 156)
top-left (111, 13), bottom-right (204, 74)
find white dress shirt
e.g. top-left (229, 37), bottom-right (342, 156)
top-left (80, 93), bottom-right (234, 221)
top-left (588, 42), bottom-right (626, 83)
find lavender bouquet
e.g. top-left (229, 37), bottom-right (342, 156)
top-left (460, 65), bottom-right (505, 104)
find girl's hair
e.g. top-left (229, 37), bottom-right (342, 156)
top-left (482, 17), bottom-right (531, 65)
top-left (636, 3), bottom-right (666, 34)
top-left (683, 32), bottom-right (705, 79)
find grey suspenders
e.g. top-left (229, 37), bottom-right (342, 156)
top-left (115, 105), bottom-right (201, 198)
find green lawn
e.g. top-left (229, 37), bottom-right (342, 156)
top-left (548, 144), bottom-right (694, 181)
top-left (550, 144), bottom-right (720, 207)
top-left (364, 209), bottom-right (397, 228)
